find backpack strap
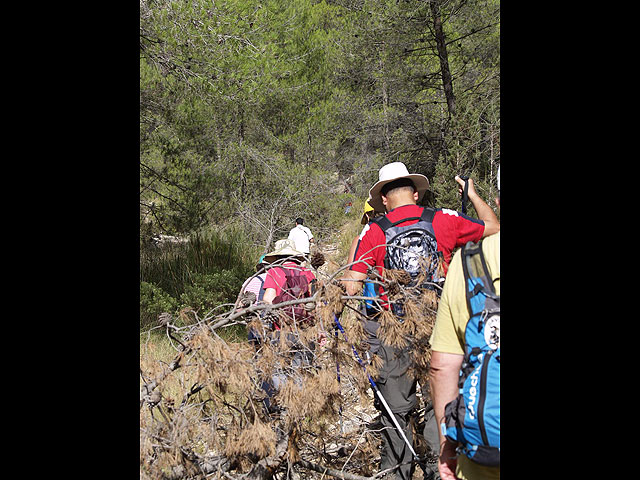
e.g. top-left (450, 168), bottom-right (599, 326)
top-left (420, 206), bottom-right (436, 223)
top-left (298, 224), bottom-right (311, 240)
top-left (372, 206), bottom-right (436, 232)
top-left (257, 274), bottom-right (266, 301)
top-left (461, 240), bottom-right (498, 315)
top-left (371, 215), bottom-right (392, 232)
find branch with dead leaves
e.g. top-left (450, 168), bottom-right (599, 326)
top-left (141, 252), bottom-right (442, 480)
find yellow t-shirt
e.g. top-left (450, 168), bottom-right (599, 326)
top-left (430, 232), bottom-right (500, 480)
top-left (431, 232), bottom-right (500, 354)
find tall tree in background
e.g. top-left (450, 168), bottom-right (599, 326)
top-left (431, 0), bottom-right (456, 118)
top-left (140, 0), bottom-right (499, 245)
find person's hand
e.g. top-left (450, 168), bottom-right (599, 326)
top-left (438, 439), bottom-right (460, 480)
top-left (454, 175), bottom-right (477, 200)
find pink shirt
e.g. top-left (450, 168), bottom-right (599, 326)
top-left (263, 262), bottom-right (316, 297)
top-left (240, 273), bottom-right (267, 301)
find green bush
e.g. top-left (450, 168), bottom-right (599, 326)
top-left (178, 270), bottom-right (246, 317)
top-left (140, 281), bottom-right (179, 329)
top-left (140, 228), bottom-right (257, 331)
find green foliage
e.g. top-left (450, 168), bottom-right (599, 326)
top-left (140, 228), bottom-right (257, 329)
top-left (140, 0), bottom-right (501, 323)
top-left (141, 230), bottom-right (255, 292)
top-left (178, 270), bottom-right (247, 315)
top-left (140, 281), bottom-right (178, 329)
top-left (431, 160), bottom-right (462, 212)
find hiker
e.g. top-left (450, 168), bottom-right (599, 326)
top-left (347, 198), bottom-right (385, 319)
top-left (287, 217), bottom-right (314, 255)
top-left (235, 253), bottom-right (275, 351)
top-left (429, 166), bottom-right (500, 480)
top-left (344, 198), bottom-right (386, 374)
top-left (262, 238), bottom-right (317, 309)
top-left (259, 239), bottom-right (319, 412)
top-left (340, 162), bottom-right (499, 480)
top-left (234, 254), bottom-right (270, 312)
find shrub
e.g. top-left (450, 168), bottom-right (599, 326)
top-left (178, 270), bottom-right (246, 319)
top-left (140, 228), bottom-right (257, 331)
top-left (140, 281), bottom-right (178, 329)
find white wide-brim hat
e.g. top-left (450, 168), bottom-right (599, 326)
top-left (368, 162), bottom-right (430, 212)
top-left (264, 239), bottom-right (305, 263)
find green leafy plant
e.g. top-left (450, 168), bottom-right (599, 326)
top-left (178, 270), bottom-right (246, 317)
top-left (140, 281), bottom-right (178, 329)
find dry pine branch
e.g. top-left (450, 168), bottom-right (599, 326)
top-left (140, 256), bottom-right (440, 479)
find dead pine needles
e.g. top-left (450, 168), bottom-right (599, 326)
top-left (140, 254), bottom-right (443, 479)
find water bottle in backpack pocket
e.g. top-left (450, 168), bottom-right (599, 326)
top-left (443, 240), bottom-right (500, 467)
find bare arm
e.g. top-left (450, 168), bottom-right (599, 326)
top-left (455, 176), bottom-right (500, 238)
top-left (262, 288), bottom-right (276, 304)
top-left (340, 269), bottom-right (367, 296)
top-left (429, 351), bottom-right (464, 442)
top-left (347, 236), bottom-right (359, 265)
top-left (429, 350), bottom-right (464, 480)
top-left (338, 234), bottom-right (369, 296)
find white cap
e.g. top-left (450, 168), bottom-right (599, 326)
top-left (497, 165), bottom-right (500, 192)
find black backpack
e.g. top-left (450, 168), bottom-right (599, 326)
top-left (372, 207), bottom-right (443, 314)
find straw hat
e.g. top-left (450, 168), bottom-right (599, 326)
top-left (368, 162), bottom-right (430, 212)
top-left (263, 239), bottom-right (305, 263)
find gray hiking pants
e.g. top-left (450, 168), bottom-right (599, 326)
top-left (364, 320), bottom-right (440, 480)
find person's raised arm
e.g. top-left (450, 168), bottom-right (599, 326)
top-left (455, 176), bottom-right (499, 238)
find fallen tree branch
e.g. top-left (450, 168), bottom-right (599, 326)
top-left (295, 458), bottom-right (411, 480)
top-left (295, 459), bottom-right (372, 480)
top-left (141, 248), bottom-right (443, 479)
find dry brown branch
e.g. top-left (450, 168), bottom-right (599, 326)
top-left (140, 252), bottom-right (442, 479)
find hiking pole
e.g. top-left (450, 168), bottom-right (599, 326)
top-left (333, 314), bottom-right (434, 477)
top-left (335, 324), bottom-right (344, 433)
top-left (459, 175), bottom-right (470, 215)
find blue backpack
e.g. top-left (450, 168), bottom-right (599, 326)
top-left (443, 239), bottom-right (500, 466)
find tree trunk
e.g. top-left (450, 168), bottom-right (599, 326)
top-left (380, 49), bottom-right (391, 152)
top-left (239, 105), bottom-right (247, 200)
top-left (430, 1), bottom-right (456, 117)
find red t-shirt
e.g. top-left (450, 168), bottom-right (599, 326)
top-left (351, 204), bottom-right (485, 304)
top-left (263, 262), bottom-right (316, 298)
